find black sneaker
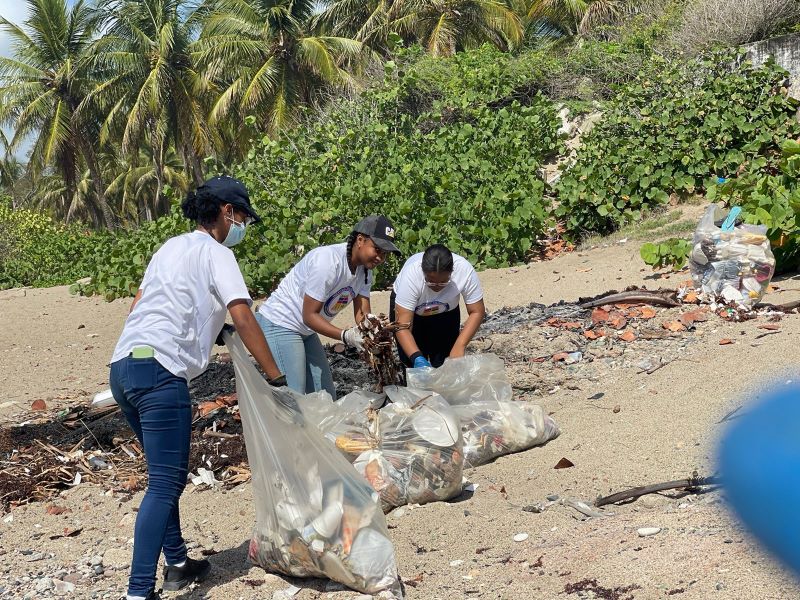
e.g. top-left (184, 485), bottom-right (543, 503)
top-left (162, 557), bottom-right (211, 591)
top-left (145, 591), bottom-right (161, 600)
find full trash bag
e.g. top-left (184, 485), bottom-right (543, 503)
top-left (308, 387), bottom-right (464, 512)
top-left (455, 401), bottom-right (560, 468)
top-left (689, 204), bottom-right (775, 308)
top-left (406, 354), bottom-right (560, 466)
top-left (224, 332), bottom-right (401, 596)
top-left (406, 354), bottom-right (512, 405)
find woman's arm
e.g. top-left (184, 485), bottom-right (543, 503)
top-left (393, 304), bottom-right (420, 358)
top-left (129, 289), bottom-right (143, 314)
top-left (228, 300), bottom-right (282, 380)
top-left (353, 295), bottom-right (371, 324)
top-left (449, 299), bottom-right (486, 358)
top-left (302, 295), bottom-right (347, 341)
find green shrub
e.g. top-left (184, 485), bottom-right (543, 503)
top-left (556, 49), bottom-right (800, 237)
top-left (708, 138), bottom-right (800, 272)
top-left (0, 200), bottom-right (97, 289)
top-left (233, 96), bottom-right (562, 296)
top-left (640, 238), bottom-right (692, 270)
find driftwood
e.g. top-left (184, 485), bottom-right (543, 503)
top-left (595, 473), bottom-right (721, 507)
top-left (579, 287), bottom-right (680, 309)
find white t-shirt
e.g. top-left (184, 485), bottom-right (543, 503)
top-left (111, 231), bottom-right (251, 381)
top-left (258, 243), bottom-right (372, 335)
top-left (393, 252), bottom-right (483, 316)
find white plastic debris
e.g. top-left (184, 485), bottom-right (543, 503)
top-left (637, 527), bottom-right (661, 537)
top-left (513, 532), bottom-right (529, 542)
top-left (191, 468), bottom-right (219, 487)
top-left (91, 388), bottom-right (116, 408)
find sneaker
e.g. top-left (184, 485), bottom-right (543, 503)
top-left (162, 557), bottom-right (211, 591)
top-left (145, 591), bottom-right (161, 600)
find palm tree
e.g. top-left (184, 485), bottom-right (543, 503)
top-left (405, 0), bottom-right (524, 56)
top-left (88, 0), bottom-right (210, 217)
top-left (0, 0), bottom-right (115, 227)
top-left (315, 0), bottom-right (523, 56)
top-left (103, 145), bottom-right (190, 223)
top-left (194, 0), bottom-right (365, 135)
top-left (525, 0), bottom-right (638, 36)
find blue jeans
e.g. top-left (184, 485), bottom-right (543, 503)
top-left (256, 313), bottom-right (336, 399)
top-left (110, 356), bottom-right (191, 597)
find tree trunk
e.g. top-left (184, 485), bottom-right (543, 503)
top-left (152, 130), bottom-right (167, 218)
top-left (79, 136), bottom-right (115, 230)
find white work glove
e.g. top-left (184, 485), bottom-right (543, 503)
top-left (341, 326), bottom-right (364, 351)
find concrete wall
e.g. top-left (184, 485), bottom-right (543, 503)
top-left (745, 33), bottom-right (800, 98)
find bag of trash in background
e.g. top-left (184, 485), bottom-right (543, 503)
top-left (406, 353), bottom-right (512, 405)
top-left (223, 332), bottom-right (402, 597)
top-left (455, 401), bottom-right (560, 468)
top-left (689, 204), bottom-right (775, 308)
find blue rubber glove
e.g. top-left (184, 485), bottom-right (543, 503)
top-left (413, 356), bottom-right (432, 369)
top-left (719, 383), bottom-right (800, 574)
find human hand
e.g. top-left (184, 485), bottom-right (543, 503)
top-left (215, 323), bottom-right (235, 346)
top-left (341, 326), bottom-right (364, 351)
top-left (413, 355), bottom-right (432, 368)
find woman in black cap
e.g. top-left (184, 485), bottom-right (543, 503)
top-left (256, 215), bottom-right (400, 398)
top-left (390, 243), bottom-right (485, 368)
top-left (109, 176), bottom-right (284, 600)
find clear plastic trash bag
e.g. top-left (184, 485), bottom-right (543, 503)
top-left (455, 401), bottom-right (560, 468)
top-left (305, 387), bottom-right (465, 512)
top-left (405, 354), bottom-right (512, 405)
top-left (224, 332), bottom-right (401, 597)
top-left (690, 204), bottom-right (775, 308)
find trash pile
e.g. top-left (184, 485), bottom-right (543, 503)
top-left (407, 355), bottom-right (561, 468)
top-left (304, 387), bottom-right (464, 512)
top-left (225, 331), bottom-right (402, 597)
top-left (690, 204), bottom-right (775, 308)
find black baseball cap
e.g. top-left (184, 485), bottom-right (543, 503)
top-left (200, 176), bottom-right (261, 224)
top-left (353, 215), bottom-right (400, 254)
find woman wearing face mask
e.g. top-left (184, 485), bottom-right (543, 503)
top-left (256, 215), bottom-right (400, 398)
top-left (390, 244), bottom-right (485, 368)
top-left (109, 176), bottom-right (284, 600)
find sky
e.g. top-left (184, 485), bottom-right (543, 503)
top-left (0, 1), bottom-right (79, 159)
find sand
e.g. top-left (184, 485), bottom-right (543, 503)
top-left (1, 237), bottom-right (799, 599)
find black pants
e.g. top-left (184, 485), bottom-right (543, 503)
top-left (390, 291), bottom-right (461, 368)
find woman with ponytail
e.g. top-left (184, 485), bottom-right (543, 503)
top-left (256, 215), bottom-right (400, 398)
top-left (390, 244), bottom-right (485, 368)
top-left (109, 176), bottom-right (283, 600)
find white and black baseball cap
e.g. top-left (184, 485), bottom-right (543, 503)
top-left (353, 215), bottom-right (401, 254)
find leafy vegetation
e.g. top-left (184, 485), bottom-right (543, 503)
top-left (556, 49), bottom-right (800, 236)
top-left (0, 198), bottom-right (97, 289)
top-left (709, 139), bottom-right (800, 272)
top-left (640, 237), bottom-right (691, 270)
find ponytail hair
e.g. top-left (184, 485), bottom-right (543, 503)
top-left (181, 188), bottom-right (223, 227)
top-left (346, 231), bottom-right (369, 285)
top-left (421, 244), bottom-right (454, 274)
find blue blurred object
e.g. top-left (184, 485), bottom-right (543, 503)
top-left (717, 177), bottom-right (728, 184)
top-left (719, 383), bottom-right (800, 574)
top-left (413, 355), bottom-right (432, 369)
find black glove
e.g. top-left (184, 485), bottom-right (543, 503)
top-left (215, 323), bottom-right (235, 346)
top-left (267, 374), bottom-right (287, 387)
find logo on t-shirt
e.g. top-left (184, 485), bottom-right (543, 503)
top-left (415, 300), bottom-right (450, 316)
top-left (323, 286), bottom-right (356, 318)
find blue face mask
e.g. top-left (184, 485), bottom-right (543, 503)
top-left (222, 213), bottom-right (247, 247)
